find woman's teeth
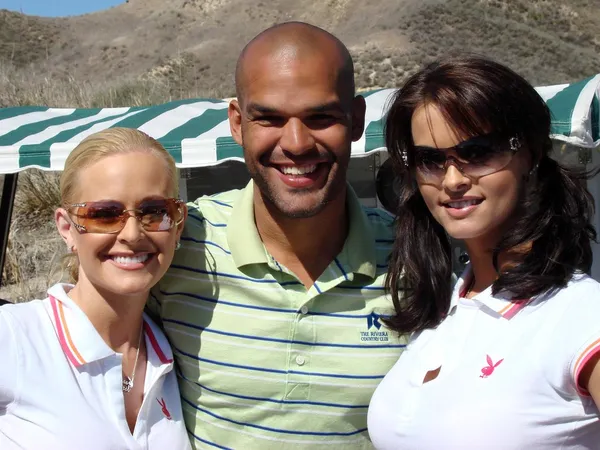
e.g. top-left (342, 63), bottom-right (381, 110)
top-left (280, 164), bottom-right (317, 175)
top-left (447, 199), bottom-right (481, 209)
top-left (111, 254), bottom-right (150, 265)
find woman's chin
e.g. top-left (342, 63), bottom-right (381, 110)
top-left (444, 224), bottom-right (486, 242)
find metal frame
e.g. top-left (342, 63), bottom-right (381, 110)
top-left (0, 173), bottom-right (18, 287)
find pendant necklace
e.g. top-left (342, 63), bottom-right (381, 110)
top-left (122, 325), bottom-right (144, 393)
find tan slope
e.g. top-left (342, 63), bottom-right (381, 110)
top-left (1, 0), bottom-right (599, 99)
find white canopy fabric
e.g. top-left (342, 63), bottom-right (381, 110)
top-left (0, 75), bottom-right (598, 174)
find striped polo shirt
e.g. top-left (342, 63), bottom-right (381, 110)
top-left (149, 181), bottom-right (408, 449)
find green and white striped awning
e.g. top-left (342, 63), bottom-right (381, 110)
top-left (0, 74), bottom-right (598, 174)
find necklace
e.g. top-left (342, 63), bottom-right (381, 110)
top-left (122, 325), bottom-right (144, 393)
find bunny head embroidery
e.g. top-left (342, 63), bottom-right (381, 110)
top-left (157, 398), bottom-right (172, 420)
top-left (480, 355), bottom-right (504, 378)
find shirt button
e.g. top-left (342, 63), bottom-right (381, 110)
top-left (295, 355), bottom-right (306, 366)
top-left (300, 305), bottom-right (309, 315)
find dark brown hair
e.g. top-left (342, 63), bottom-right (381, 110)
top-left (384, 54), bottom-right (596, 333)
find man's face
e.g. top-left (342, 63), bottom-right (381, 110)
top-left (230, 54), bottom-right (365, 219)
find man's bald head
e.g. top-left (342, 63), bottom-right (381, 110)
top-left (235, 22), bottom-right (355, 106)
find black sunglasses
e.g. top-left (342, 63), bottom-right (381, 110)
top-left (410, 134), bottom-right (521, 183)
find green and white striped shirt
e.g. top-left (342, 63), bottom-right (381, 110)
top-left (149, 181), bottom-right (408, 449)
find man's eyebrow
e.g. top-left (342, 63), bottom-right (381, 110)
top-left (307, 101), bottom-right (344, 113)
top-left (246, 103), bottom-right (279, 115)
top-left (245, 101), bottom-right (345, 115)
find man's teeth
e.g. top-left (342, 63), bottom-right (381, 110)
top-left (447, 199), bottom-right (480, 209)
top-left (111, 254), bottom-right (150, 265)
top-left (281, 164), bottom-right (317, 175)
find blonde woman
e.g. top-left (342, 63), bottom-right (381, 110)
top-left (0, 128), bottom-right (192, 449)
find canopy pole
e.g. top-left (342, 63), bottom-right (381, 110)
top-left (0, 174), bottom-right (18, 288)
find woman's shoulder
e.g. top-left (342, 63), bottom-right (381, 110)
top-left (0, 284), bottom-right (73, 338)
top-left (550, 273), bottom-right (600, 302)
top-left (0, 298), bottom-right (50, 332)
top-left (529, 274), bottom-right (600, 322)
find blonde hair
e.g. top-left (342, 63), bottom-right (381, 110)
top-left (61, 128), bottom-right (179, 282)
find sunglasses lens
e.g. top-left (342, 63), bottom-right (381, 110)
top-left (74, 202), bottom-right (125, 233)
top-left (457, 143), bottom-right (513, 178)
top-left (414, 149), bottom-right (446, 181)
top-left (138, 199), bottom-right (182, 232)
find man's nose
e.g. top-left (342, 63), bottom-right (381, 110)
top-left (279, 118), bottom-right (315, 155)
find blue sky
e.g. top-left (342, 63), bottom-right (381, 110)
top-left (0, 0), bottom-right (123, 17)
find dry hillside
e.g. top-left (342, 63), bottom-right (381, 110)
top-left (1, 0), bottom-right (599, 104)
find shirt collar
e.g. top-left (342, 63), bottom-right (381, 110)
top-left (227, 181), bottom-right (270, 268)
top-left (226, 180), bottom-right (377, 279)
top-left (453, 265), bottom-right (531, 320)
top-left (47, 283), bottom-right (173, 368)
top-left (142, 313), bottom-right (174, 366)
top-left (336, 184), bottom-right (377, 279)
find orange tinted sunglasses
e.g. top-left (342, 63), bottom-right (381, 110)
top-left (65, 198), bottom-right (185, 234)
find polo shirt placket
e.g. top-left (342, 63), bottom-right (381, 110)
top-left (227, 183), bottom-right (388, 406)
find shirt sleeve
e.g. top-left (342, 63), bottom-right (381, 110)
top-left (0, 308), bottom-right (22, 411)
top-left (570, 309), bottom-right (600, 397)
top-left (559, 278), bottom-right (600, 397)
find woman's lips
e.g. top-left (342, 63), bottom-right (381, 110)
top-left (442, 198), bottom-right (483, 219)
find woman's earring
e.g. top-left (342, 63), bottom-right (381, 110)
top-left (68, 245), bottom-right (76, 254)
top-left (529, 163), bottom-right (539, 176)
top-left (175, 241), bottom-right (181, 251)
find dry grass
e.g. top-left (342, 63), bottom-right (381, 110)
top-left (0, 54), bottom-right (233, 109)
top-left (0, 221), bottom-right (64, 303)
top-left (13, 170), bottom-right (61, 227)
top-left (0, 170), bottom-right (64, 302)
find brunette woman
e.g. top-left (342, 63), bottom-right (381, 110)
top-left (368, 55), bottom-right (600, 449)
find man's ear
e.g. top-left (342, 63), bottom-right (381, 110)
top-left (55, 208), bottom-right (76, 252)
top-left (351, 95), bottom-right (366, 142)
top-left (228, 100), bottom-right (244, 146)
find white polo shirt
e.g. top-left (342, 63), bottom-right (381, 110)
top-left (368, 269), bottom-right (600, 449)
top-left (0, 283), bottom-right (192, 450)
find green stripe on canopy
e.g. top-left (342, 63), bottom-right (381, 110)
top-left (546, 76), bottom-right (593, 136)
top-left (1, 109), bottom-right (103, 145)
top-left (0, 74), bottom-right (597, 174)
top-left (216, 136), bottom-right (244, 160)
top-left (365, 119), bottom-right (384, 152)
top-left (0, 106), bottom-right (47, 121)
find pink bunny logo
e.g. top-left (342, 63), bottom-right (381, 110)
top-left (480, 355), bottom-right (503, 378)
top-left (157, 398), bottom-right (172, 420)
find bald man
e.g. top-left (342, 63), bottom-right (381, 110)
top-left (151, 22), bottom-right (408, 449)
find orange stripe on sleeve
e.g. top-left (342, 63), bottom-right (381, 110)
top-left (573, 337), bottom-right (600, 396)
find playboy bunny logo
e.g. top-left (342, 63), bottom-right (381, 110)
top-left (157, 398), bottom-right (172, 420)
top-left (480, 355), bottom-right (504, 378)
